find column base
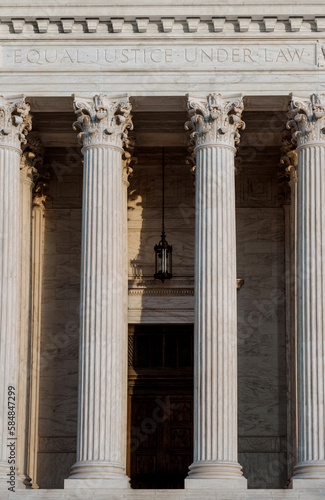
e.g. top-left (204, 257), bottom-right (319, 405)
top-left (17, 473), bottom-right (32, 489)
top-left (290, 460), bottom-right (325, 489)
top-left (65, 461), bottom-right (130, 489)
top-left (185, 460), bottom-right (247, 489)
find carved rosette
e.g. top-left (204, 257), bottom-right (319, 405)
top-left (287, 93), bottom-right (325, 149)
top-left (73, 94), bottom-right (133, 150)
top-left (0, 95), bottom-right (32, 151)
top-left (185, 93), bottom-right (245, 151)
top-left (122, 135), bottom-right (137, 187)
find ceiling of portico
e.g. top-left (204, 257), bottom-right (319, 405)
top-left (29, 95), bottom-right (289, 153)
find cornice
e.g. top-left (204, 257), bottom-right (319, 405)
top-left (0, 16), bottom-right (324, 36)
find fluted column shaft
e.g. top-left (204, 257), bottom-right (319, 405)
top-left (66, 94), bottom-right (132, 489)
top-left (79, 145), bottom-right (125, 464)
top-left (195, 145), bottom-right (237, 463)
top-left (288, 93), bottom-right (325, 487)
top-left (297, 146), bottom-right (325, 462)
top-left (185, 93), bottom-right (246, 489)
top-left (0, 96), bottom-right (31, 490)
top-left (0, 148), bottom-right (21, 488)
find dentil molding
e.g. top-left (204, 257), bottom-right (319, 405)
top-left (0, 17), bottom-right (325, 35)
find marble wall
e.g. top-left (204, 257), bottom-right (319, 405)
top-left (37, 112), bottom-right (287, 489)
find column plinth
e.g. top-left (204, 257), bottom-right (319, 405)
top-left (65, 94), bottom-right (132, 490)
top-left (184, 94), bottom-right (247, 490)
top-left (288, 93), bottom-right (325, 489)
top-left (0, 96), bottom-right (32, 490)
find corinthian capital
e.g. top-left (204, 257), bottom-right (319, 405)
top-left (287, 93), bottom-right (325, 148)
top-left (0, 95), bottom-right (32, 150)
top-left (185, 93), bottom-right (245, 149)
top-left (73, 94), bottom-right (133, 150)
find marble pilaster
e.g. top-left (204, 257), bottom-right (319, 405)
top-left (27, 180), bottom-right (49, 489)
top-left (17, 136), bottom-right (44, 488)
top-left (184, 93), bottom-right (247, 489)
top-left (279, 135), bottom-right (299, 480)
top-left (288, 93), bottom-right (325, 488)
top-left (65, 94), bottom-right (133, 489)
top-left (0, 96), bottom-right (32, 489)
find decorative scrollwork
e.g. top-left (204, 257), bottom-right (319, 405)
top-left (73, 94), bottom-right (133, 149)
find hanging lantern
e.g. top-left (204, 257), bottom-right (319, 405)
top-left (154, 147), bottom-right (173, 282)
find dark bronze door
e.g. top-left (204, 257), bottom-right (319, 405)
top-left (128, 325), bottom-right (193, 489)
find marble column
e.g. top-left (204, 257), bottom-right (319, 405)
top-left (0, 96), bottom-right (32, 490)
top-left (288, 93), bottom-right (325, 488)
top-left (184, 93), bottom-right (247, 489)
top-left (65, 94), bottom-right (133, 489)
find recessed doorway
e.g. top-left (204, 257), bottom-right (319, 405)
top-left (127, 324), bottom-right (194, 489)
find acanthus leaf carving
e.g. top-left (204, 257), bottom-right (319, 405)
top-left (20, 133), bottom-right (45, 183)
top-left (122, 134), bottom-right (137, 186)
top-left (279, 133), bottom-right (298, 183)
top-left (185, 146), bottom-right (196, 182)
top-left (33, 178), bottom-right (50, 209)
top-left (185, 93), bottom-right (245, 149)
top-left (278, 132), bottom-right (298, 204)
top-left (73, 94), bottom-right (133, 149)
top-left (287, 93), bottom-right (325, 148)
top-left (0, 95), bottom-right (32, 150)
